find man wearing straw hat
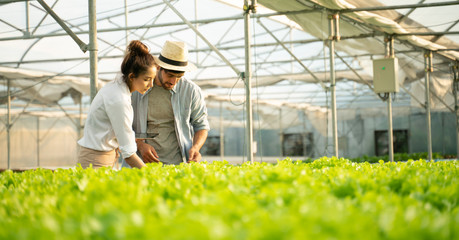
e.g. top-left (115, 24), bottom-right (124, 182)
top-left (124, 40), bottom-right (210, 165)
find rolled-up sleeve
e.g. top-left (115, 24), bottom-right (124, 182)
top-left (190, 88), bottom-right (210, 132)
top-left (105, 98), bottom-right (137, 159)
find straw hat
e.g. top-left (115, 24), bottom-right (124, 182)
top-left (153, 41), bottom-right (197, 72)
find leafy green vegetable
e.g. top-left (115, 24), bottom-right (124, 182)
top-left (1, 158), bottom-right (458, 239)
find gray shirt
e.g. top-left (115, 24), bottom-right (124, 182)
top-left (146, 85), bottom-right (182, 165)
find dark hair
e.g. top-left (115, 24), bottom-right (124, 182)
top-left (121, 40), bottom-right (156, 88)
top-left (162, 68), bottom-right (185, 75)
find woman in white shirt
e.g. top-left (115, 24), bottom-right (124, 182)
top-left (77, 40), bottom-right (157, 169)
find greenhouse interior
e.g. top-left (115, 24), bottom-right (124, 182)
top-left (1, 1), bottom-right (459, 239)
top-left (0, 0), bottom-right (458, 169)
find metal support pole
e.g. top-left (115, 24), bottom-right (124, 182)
top-left (219, 102), bottom-right (224, 161)
top-left (88, 0), bottom-right (98, 102)
top-left (451, 61), bottom-right (459, 158)
top-left (194, 0), bottom-right (199, 64)
top-left (328, 13), bottom-right (339, 157)
top-left (385, 36), bottom-right (395, 163)
top-left (279, 108), bottom-right (283, 157)
top-left (290, 27), bottom-right (293, 73)
top-left (302, 111), bottom-right (307, 156)
top-left (37, 116), bottom-right (40, 167)
top-left (387, 93), bottom-right (394, 162)
top-left (79, 93), bottom-right (83, 139)
top-left (7, 79), bottom-right (11, 170)
top-left (243, 0), bottom-right (254, 163)
top-left (124, 0), bottom-right (129, 46)
top-left (37, 0), bottom-right (88, 52)
top-left (25, 0), bottom-right (30, 37)
top-left (454, 62), bottom-right (459, 159)
top-left (424, 51), bottom-right (433, 161)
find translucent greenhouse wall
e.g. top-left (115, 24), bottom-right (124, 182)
top-left (0, 108), bottom-right (456, 169)
top-left (0, 114), bottom-right (79, 169)
top-left (202, 108), bottom-right (457, 160)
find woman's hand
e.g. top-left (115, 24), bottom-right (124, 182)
top-left (125, 153), bottom-right (146, 169)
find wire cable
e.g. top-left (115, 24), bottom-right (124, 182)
top-left (228, 74), bottom-right (245, 106)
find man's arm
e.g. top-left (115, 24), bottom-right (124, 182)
top-left (136, 139), bottom-right (160, 163)
top-left (188, 129), bottom-right (208, 162)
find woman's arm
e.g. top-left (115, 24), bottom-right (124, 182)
top-left (124, 153), bottom-right (146, 168)
top-left (105, 91), bottom-right (138, 163)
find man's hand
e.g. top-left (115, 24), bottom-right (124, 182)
top-left (188, 146), bottom-right (201, 163)
top-left (137, 140), bottom-right (160, 163)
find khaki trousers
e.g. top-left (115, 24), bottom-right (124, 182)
top-left (77, 146), bottom-right (117, 169)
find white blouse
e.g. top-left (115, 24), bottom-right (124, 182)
top-left (78, 79), bottom-right (136, 159)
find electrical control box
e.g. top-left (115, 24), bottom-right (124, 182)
top-left (372, 57), bottom-right (399, 93)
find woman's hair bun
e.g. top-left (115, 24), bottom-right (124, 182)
top-left (126, 40), bottom-right (149, 56)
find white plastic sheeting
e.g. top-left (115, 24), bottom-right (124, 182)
top-left (0, 66), bottom-right (107, 105)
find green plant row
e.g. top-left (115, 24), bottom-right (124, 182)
top-left (1, 157), bottom-right (458, 240)
top-left (303, 152), bottom-right (450, 164)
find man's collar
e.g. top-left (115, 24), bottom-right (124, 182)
top-left (170, 84), bottom-right (177, 93)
